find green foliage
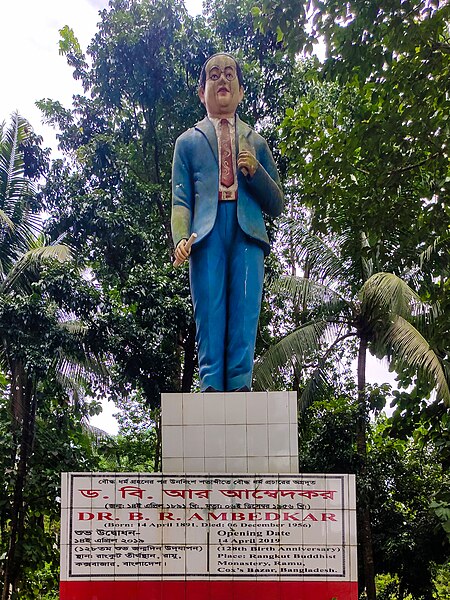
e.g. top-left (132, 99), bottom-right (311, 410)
top-left (0, 389), bottom-right (100, 599)
top-left (278, 69), bottom-right (447, 275)
top-left (0, 111), bottom-right (109, 598)
top-left (375, 573), bottom-right (413, 600)
top-left (253, 12), bottom-right (450, 596)
top-left (204, 0), bottom-right (296, 127)
top-left (300, 397), bottom-right (450, 598)
top-left (431, 481), bottom-right (450, 540)
top-left (298, 396), bottom-right (359, 473)
top-left (41, 0), bottom-right (215, 403)
top-left (433, 561), bottom-right (450, 599)
top-left (255, 227), bottom-right (448, 412)
top-left (96, 391), bottom-right (159, 471)
top-left (58, 25), bottom-right (83, 58)
top-left (368, 419), bottom-right (450, 599)
top-left (258, 2), bottom-right (450, 332)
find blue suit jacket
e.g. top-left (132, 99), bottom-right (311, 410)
top-left (171, 116), bottom-right (283, 256)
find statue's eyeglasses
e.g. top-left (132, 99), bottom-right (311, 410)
top-left (207, 66), bottom-right (237, 82)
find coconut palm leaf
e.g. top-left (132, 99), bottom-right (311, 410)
top-left (58, 320), bottom-right (88, 335)
top-left (281, 218), bottom-right (352, 284)
top-left (85, 423), bottom-right (111, 441)
top-left (360, 231), bottom-right (374, 281)
top-left (254, 320), bottom-right (340, 390)
top-left (50, 355), bottom-right (110, 430)
top-left (383, 315), bottom-right (450, 405)
top-left (1, 244), bottom-right (72, 293)
top-left (0, 114), bottom-right (113, 598)
top-left (0, 113), bottom-right (41, 271)
top-left (410, 302), bottom-right (442, 344)
top-left (419, 233), bottom-right (450, 268)
top-left (273, 275), bottom-right (353, 317)
top-left (55, 351), bottom-right (109, 385)
top-left (0, 114), bottom-right (35, 211)
top-left (0, 116), bottom-right (27, 195)
top-left (359, 272), bottom-right (422, 323)
top-left (298, 366), bottom-right (333, 413)
top-left (0, 209), bottom-right (14, 232)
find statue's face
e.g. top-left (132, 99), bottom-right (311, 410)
top-left (199, 54), bottom-right (244, 118)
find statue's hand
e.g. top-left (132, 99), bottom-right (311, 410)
top-left (238, 150), bottom-right (259, 178)
top-left (175, 239), bottom-right (191, 265)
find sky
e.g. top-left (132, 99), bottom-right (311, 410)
top-left (1, 0), bottom-right (398, 435)
top-left (0, 0), bottom-right (202, 151)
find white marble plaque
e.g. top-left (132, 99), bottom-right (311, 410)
top-left (61, 473), bottom-right (357, 581)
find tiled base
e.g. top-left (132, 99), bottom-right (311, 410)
top-left (161, 392), bottom-right (298, 473)
top-left (60, 579), bottom-right (358, 600)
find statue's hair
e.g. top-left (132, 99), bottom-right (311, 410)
top-left (198, 53), bottom-right (244, 89)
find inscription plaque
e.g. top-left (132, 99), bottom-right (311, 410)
top-left (61, 473), bottom-right (356, 582)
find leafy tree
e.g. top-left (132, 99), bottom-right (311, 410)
top-left (0, 114), bottom-right (105, 599)
top-left (299, 397), bottom-right (450, 599)
top-left (252, 0), bottom-right (450, 355)
top-left (248, 4), bottom-right (450, 596)
top-left (204, 0), bottom-right (295, 130)
top-left (254, 0), bottom-right (450, 369)
top-left (433, 562), bottom-right (450, 599)
top-left (39, 0), bottom-right (217, 403)
top-left (254, 225), bottom-right (449, 598)
top-left (0, 380), bottom-right (102, 600)
top-left (368, 420), bottom-right (450, 600)
top-left (95, 390), bottom-right (159, 471)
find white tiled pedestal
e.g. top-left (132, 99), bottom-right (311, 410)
top-left (161, 391), bottom-right (298, 473)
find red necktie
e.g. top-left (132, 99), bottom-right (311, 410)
top-left (220, 119), bottom-right (234, 188)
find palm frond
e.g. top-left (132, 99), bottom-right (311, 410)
top-left (273, 275), bottom-right (352, 315)
top-left (1, 244), bottom-right (72, 293)
top-left (254, 320), bottom-right (332, 390)
top-left (383, 315), bottom-right (450, 405)
top-left (58, 320), bottom-right (88, 334)
top-left (56, 354), bottom-right (109, 388)
top-left (419, 234), bottom-right (450, 268)
top-left (0, 209), bottom-right (15, 232)
top-left (298, 367), bottom-right (332, 413)
top-left (50, 356), bottom-right (109, 424)
top-left (359, 272), bottom-right (422, 322)
top-left (360, 231), bottom-right (374, 281)
top-left (54, 359), bottom-right (90, 398)
top-left (0, 114), bottom-right (43, 280)
top-left (281, 218), bottom-right (351, 283)
top-left (0, 113), bottom-right (35, 211)
top-left (84, 423), bottom-right (112, 441)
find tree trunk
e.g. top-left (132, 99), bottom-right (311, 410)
top-left (356, 335), bottom-right (377, 600)
top-left (145, 115), bottom-right (173, 254)
top-left (2, 371), bottom-right (36, 600)
top-left (356, 336), bottom-right (368, 459)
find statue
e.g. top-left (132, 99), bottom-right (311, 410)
top-left (171, 53), bottom-right (283, 392)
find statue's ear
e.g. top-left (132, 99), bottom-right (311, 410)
top-left (198, 87), bottom-right (206, 105)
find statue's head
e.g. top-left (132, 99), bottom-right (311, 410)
top-left (198, 53), bottom-right (244, 118)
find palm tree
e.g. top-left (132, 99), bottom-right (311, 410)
top-left (0, 114), bottom-right (106, 599)
top-left (254, 224), bottom-right (450, 600)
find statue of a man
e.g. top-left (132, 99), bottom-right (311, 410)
top-left (171, 53), bottom-right (283, 392)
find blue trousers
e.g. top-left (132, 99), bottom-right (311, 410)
top-left (189, 201), bottom-right (264, 391)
